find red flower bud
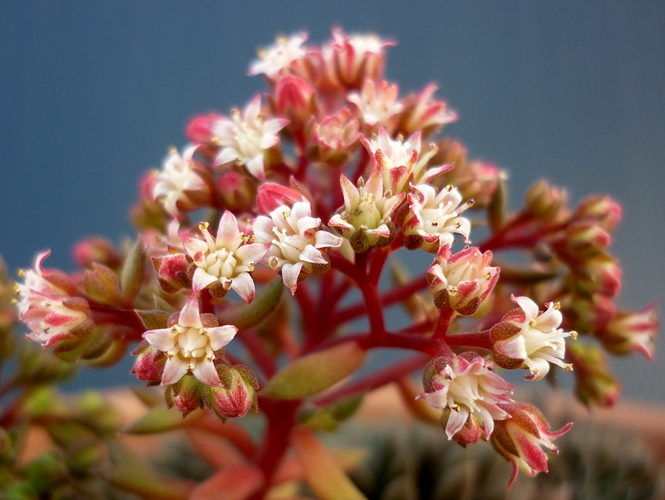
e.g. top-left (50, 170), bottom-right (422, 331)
top-left (205, 365), bottom-right (259, 420)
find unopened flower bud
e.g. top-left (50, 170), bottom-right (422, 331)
top-left (73, 237), bottom-right (122, 270)
top-left (166, 374), bottom-right (205, 416)
top-left (131, 340), bottom-right (167, 387)
top-left (205, 365), bottom-right (259, 421)
top-left (575, 194), bottom-right (622, 232)
top-left (218, 169), bottom-right (258, 212)
top-left (561, 221), bottom-right (612, 258)
top-left (572, 252), bottom-right (621, 297)
top-left (523, 179), bottom-right (568, 221)
top-left (598, 304), bottom-right (657, 360)
top-left (186, 113), bottom-right (223, 144)
top-left (559, 292), bottom-right (615, 333)
top-left (427, 245), bottom-right (499, 316)
top-left (274, 75), bottom-right (316, 131)
top-left (566, 341), bottom-right (620, 407)
top-left (491, 402), bottom-right (572, 486)
top-left (151, 253), bottom-right (192, 294)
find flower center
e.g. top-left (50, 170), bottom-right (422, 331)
top-left (172, 325), bottom-right (214, 367)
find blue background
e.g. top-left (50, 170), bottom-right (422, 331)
top-left (1, 1), bottom-right (664, 401)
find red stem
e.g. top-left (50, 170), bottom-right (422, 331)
top-left (444, 330), bottom-right (493, 350)
top-left (250, 399), bottom-right (299, 500)
top-left (334, 275), bottom-right (428, 326)
top-left (237, 330), bottom-right (278, 378)
top-left (433, 309), bottom-right (455, 339)
top-left (314, 354), bottom-right (429, 407)
top-left (294, 281), bottom-right (317, 342)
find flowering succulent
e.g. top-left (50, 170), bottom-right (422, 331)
top-left (427, 244), bottom-right (499, 315)
top-left (418, 353), bottom-right (514, 443)
top-left (491, 296), bottom-right (576, 381)
top-left (328, 166), bottom-right (404, 252)
top-left (253, 198), bottom-right (343, 294)
top-left (11, 28), bottom-right (658, 497)
top-left (181, 211), bottom-right (269, 301)
top-left (142, 296), bottom-right (237, 386)
top-left (402, 183), bottom-right (473, 252)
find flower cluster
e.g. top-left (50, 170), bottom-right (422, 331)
top-left (13, 28), bottom-right (657, 494)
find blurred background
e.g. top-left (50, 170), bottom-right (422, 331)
top-left (1, 1), bottom-right (663, 402)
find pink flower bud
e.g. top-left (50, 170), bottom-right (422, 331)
top-left (274, 75), bottom-right (316, 131)
top-left (151, 253), bottom-right (192, 294)
top-left (218, 170), bottom-right (258, 212)
top-left (427, 245), bottom-right (499, 316)
top-left (575, 194), bottom-right (622, 232)
top-left (559, 221), bottom-right (612, 258)
top-left (598, 304), bottom-right (657, 360)
top-left (256, 182), bottom-right (310, 214)
top-left (166, 374), bottom-right (205, 416)
top-left (560, 292), bottom-right (615, 333)
top-left (523, 179), bottom-right (569, 221)
top-left (572, 252), bottom-right (622, 297)
top-left (206, 365), bottom-right (259, 420)
top-left (131, 340), bottom-right (167, 387)
top-left (186, 113), bottom-right (224, 144)
top-left (566, 341), bottom-right (620, 407)
top-left (491, 402), bottom-right (572, 486)
top-left (73, 237), bottom-right (122, 270)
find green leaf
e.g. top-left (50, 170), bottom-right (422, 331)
top-left (262, 341), bottom-right (366, 400)
top-left (298, 394), bottom-right (364, 432)
top-left (135, 309), bottom-right (170, 330)
top-left (124, 406), bottom-right (201, 434)
top-left (218, 277), bottom-right (284, 330)
top-left (121, 239), bottom-right (146, 303)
